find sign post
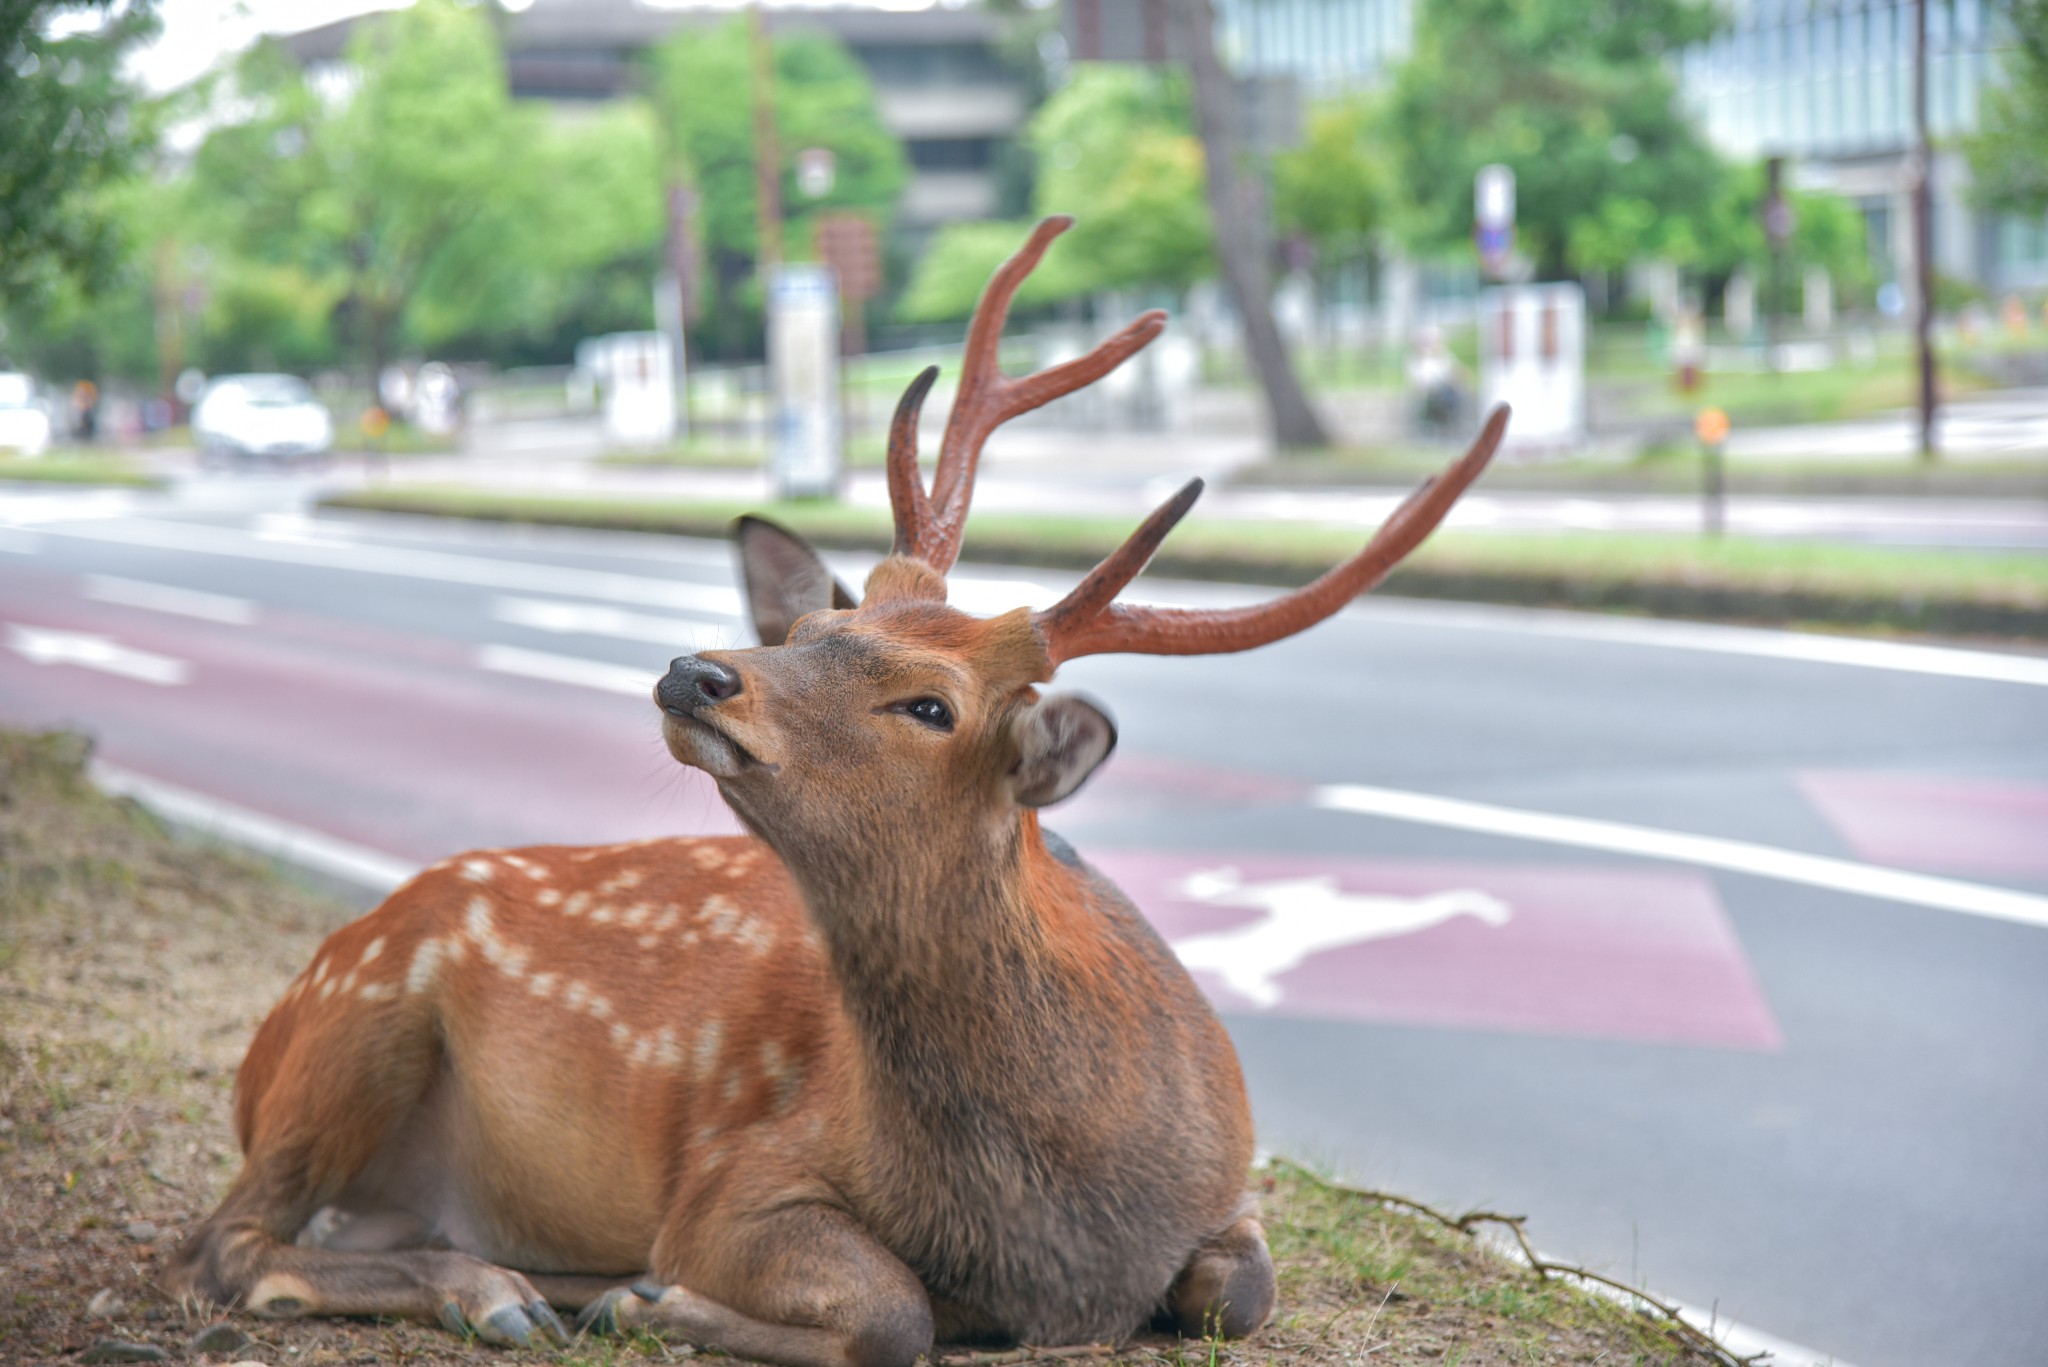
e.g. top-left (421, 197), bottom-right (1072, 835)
top-left (1475, 164), bottom-right (1515, 282)
top-left (767, 263), bottom-right (842, 499)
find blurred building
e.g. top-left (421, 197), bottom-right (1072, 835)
top-left (279, 0), bottom-right (1026, 235)
top-left (1065, 0), bottom-right (2044, 296)
top-left (1676, 0), bottom-right (2045, 293)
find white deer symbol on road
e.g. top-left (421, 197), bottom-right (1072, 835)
top-left (1167, 867), bottom-right (1512, 1009)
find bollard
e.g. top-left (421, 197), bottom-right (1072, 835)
top-left (1695, 406), bottom-right (1730, 537)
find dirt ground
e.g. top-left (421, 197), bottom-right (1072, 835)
top-left (0, 728), bottom-right (1741, 1367)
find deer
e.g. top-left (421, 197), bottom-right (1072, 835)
top-left (163, 215), bottom-right (1508, 1365)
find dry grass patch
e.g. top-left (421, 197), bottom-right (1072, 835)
top-left (2, 729), bottom-right (1743, 1366)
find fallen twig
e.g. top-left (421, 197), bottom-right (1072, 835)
top-left (1275, 1160), bottom-right (1768, 1367)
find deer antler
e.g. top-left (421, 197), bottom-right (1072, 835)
top-left (1034, 404), bottom-right (1511, 666)
top-left (887, 216), bottom-right (1167, 573)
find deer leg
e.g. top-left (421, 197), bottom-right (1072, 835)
top-left (1164, 1210), bottom-right (1275, 1339)
top-left (579, 1200), bottom-right (933, 1367)
top-left (161, 988), bottom-right (570, 1347)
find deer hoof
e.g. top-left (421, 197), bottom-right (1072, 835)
top-left (479, 1303), bottom-right (540, 1346)
top-left (576, 1286), bottom-right (638, 1336)
top-left (631, 1279), bottom-right (674, 1302)
top-left (438, 1300), bottom-right (470, 1336)
top-left (527, 1298), bottom-right (571, 1344)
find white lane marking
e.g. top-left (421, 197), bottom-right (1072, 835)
top-left (5, 624), bottom-right (191, 685)
top-left (1314, 782), bottom-right (2048, 931)
top-left (254, 511), bottom-right (355, 547)
top-left (478, 644), bottom-right (655, 697)
top-left (1669, 1299), bottom-right (1856, 1367)
top-left (0, 489), bottom-right (136, 525)
top-left (1169, 867), bottom-right (1510, 1007)
top-left (83, 574), bottom-right (257, 624)
top-left (491, 596), bottom-right (734, 645)
top-left (1352, 597), bottom-right (2048, 688)
top-left (90, 762), bottom-right (418, 893)
top-left (42, 518), bottom-right (745, 616)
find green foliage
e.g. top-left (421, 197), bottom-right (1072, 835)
top-left (171, 2), bottom-right (666, 373)
top-left (0, 0), bottom-right (161, 307)
top-left (1686, 163), bottom-right (1876, 305)
top-left (647, 19), bottom-right (906, 355)
top-left (901, 64), bottom-right (1209, 320)
top-left (1273, 93), bottom-right (1389, 265)
top-left (1966, 0), bottom-right (2048, 217)
top-left (1384, 0), bottom-right (1726, 278)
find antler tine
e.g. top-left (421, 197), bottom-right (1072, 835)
top-left (921, 216), bottom-right (1167, 572)
top-left (1035, 405), bottom-right (1511, 666)
top-left (1037, 477), bottom-right (1204, 639)
top-left (887, 366), bottom-right (940, 560)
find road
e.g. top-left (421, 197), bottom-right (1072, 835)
top-left (3, 475), bottom-right (2046, 1367)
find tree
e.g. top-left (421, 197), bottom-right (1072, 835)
top-left (647, 19), bottom-right (907, 358)
top-left (899, 64), bottom-right (1210, 321)
top-left (1965, 0), bottom-right (2048, 219)
top-left (1272, 94), bottom-right (1389, 271)
top-left (0, 0), bottom-right (160, 307)
top-left (1384, 0), bottom-right (1725, 281)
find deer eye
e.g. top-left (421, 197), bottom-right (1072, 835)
top-left (903, 698), bottom-right (954, 731)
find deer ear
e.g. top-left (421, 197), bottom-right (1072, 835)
top-left (735, 516), bottom-right (858, 646)
top-left (1009, 692), bottom-right (1117, 808)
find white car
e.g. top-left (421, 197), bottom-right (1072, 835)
top-left (0, 373), bottom-right (53, 456)
top-left (193, 373), bottom-right (333, 465)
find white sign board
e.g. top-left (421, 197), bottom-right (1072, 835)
top-left (768, 264), bottom-right (842, 498)
top-left (589, 331), bottom-right (676, 447)
top-left (1478, 283), bottom-right (1584, 454)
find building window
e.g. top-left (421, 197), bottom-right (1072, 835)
top-left (906, 137), bottom-right (998, 172)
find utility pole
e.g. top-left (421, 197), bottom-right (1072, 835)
top-left (1912, 0), bottom-right (1937, 461)
top-left (1172, 0), bottom-right (1330, 450)
top-left (749, 2), bottom-right (783, 278)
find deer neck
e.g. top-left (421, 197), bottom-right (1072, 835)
top-left (772, 810), bottom-right (1108, 1116)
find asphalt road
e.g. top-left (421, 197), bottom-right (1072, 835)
top-left (4, 476), bottom-right (2045, 1367)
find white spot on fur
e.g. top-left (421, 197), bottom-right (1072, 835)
top-left (693, 1019), bottom-right (723, 1080)
top-left (652, 1027), bottom-right (682, 1070)
top-left (358, 981), bottom-right (396, 1002)
top-left (722, 1069), bottom-right (744, 1103)
top-left (600, 869), bottom-right (646, 895)
top-left (610, 1021), bottom-right (632, 1048)
top-left (466, 897), bottom-right (530, 979)
top-left (537, 888), bottom-right (562, 909)
top-left (462, 858), bottom-right (494, 884)
top-left (359, 937), bottom-right (386, 967)
top-left (527, 972), bottom-right (558, 1000)
top-left (407, 937), bottom-right (462, 994)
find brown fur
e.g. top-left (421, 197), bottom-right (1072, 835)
top-left (163, 556), bottom-right (1274, 1367)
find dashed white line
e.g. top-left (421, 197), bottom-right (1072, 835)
top-left (41, 518), bottom-right (746, 616)
top-left (491, 595), bottom-right (734, 645)
top-left (477, 643), bottom-right (655, 697)
top-left (5, 624), bottom-right (191, 685)
top-left (1314, 781), bottom-right (2048, 930)
top-left (83, 574), bottom-right (257, 624)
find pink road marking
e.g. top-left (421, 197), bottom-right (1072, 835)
top-left (1091, 852), bottom-right (1783, 1050)
top-left (1798, 771), bottom-right (2048, 877)
top-left (0, 574), bottom-right (740, 861)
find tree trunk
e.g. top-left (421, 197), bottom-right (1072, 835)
top-left (1174, 0), bottom-right (1330, 451)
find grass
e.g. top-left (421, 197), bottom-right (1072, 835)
top-left (0, 725), bottom-right (1743, 1365)
top-left (599, 434), bottom-right (892, 472)
top-left (318, 485), bottom-right (2048, 637)
top-left (0, 452), bottom-right (161, 487)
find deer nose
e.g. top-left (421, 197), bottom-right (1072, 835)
top-left (658, 656), bottom-right (742, 714)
